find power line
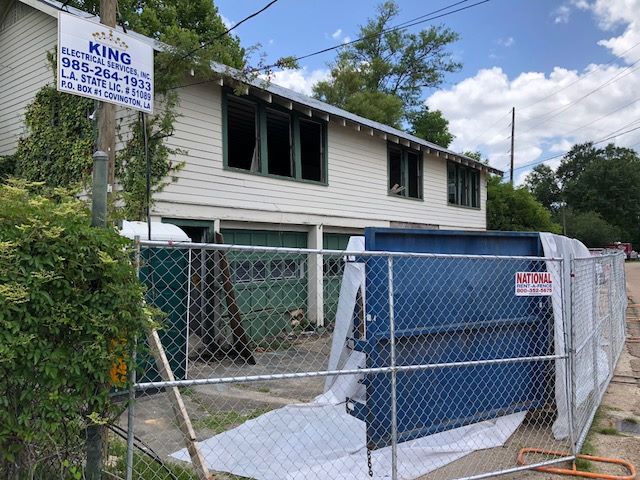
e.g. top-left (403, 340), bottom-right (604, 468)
top-left (517, 39), bottom-right (640, 113)
top-left (509, 118), bottom-right (640, 174)
top-left (250, 0), bottom-right (491, 73)
top-left (518, 60), bottom-right (640, 134)
top-left (561, 95), bottom-right (640, 137)
top-left (176, 0), bottom-right (279, 63)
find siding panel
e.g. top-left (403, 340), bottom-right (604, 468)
top-left (0, 3), bottom-right (57, 156)
top-left (157, 83), bottom-right (487, 230)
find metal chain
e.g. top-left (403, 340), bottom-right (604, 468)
top-left (367, 447), bottom-right (373, 477)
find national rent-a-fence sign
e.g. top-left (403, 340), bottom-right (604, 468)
top-left (57, 12), bottom-right (154, 113)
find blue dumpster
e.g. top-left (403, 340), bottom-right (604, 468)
top-left (347, 228), bottom-right (555, 450)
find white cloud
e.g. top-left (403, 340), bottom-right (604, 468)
top-left (497, 37), bottom-right (515, 47)
top-left (553, 5), bottom-right (571, 24)
top-left (268, 68), bottom-right (331, 96)
top-left (329, 28), bottom-right (351, 44)
top-left (425, 0), bottom-right (640, 182)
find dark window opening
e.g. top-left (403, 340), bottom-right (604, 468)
top-left (227, 96), bottom-right (258, 171)
top-left (389, 147), bottom-right (403, 195)
top-left (448, 161), bottom-right (481, 208)
top-left (300, 119), bottom-right (323, 182)
top-left (323, 258), bottom-right (344, 277)
top-left (266, 109), bottom-right (293, 177)
top-left (447, 162), bottom-right (457, 204)
top-left (388, 144), bottom-right (422, 199)
top-left (407, 151), bottom-right (421, 199)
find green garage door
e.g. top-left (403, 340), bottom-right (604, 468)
top-left (221, 229), bottom-right (308, 342)
top-left (323, 233), bottom-right (353, 326)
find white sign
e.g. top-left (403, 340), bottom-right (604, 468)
top-left (515, 271), bottom-right (553, 296)
top-left (57, 12), bottom-right (154, 113)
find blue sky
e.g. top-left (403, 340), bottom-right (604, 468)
top-left (215, 0), bottom-right (640, 181)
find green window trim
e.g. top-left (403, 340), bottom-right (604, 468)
top-left (222, 90), bottom-right (329, 185)
top-left (387, 143), bottom-right (424, 200)
top-left (447, 161), bottom-right (481, 209)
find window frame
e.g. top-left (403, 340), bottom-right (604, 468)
top-left (222, 90), bottom-right (328, 185)
top-left (387, 143), bottom-right (424, 201)
top-left (447, 161), bottom-right (481, 209)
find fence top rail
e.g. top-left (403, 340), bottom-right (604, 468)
top-left (572, 253), bottom-right (626, 263)
top-left (138, 239), bottom-right (564, 262)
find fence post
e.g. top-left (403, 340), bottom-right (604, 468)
top-left (125, 237), bottom-right (141, 480)
top-left (590, 260), bottom-right (600, 401)
top-left (86, 150), bottom-right (109, 480)
top-left (387, 256), bottom-right (398, 480)
top-left (562, 259), bottom-right (577, 456)
top-left (606, 257), bottom-right (615, 374)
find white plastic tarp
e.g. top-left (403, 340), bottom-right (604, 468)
top-left (540, 233), bottom-right (612, 440)
top-left (171, 236), bottom-right (526, 478)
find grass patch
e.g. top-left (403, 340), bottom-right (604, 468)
top-left (624, 417), bottom-right (638, 424)
top-left (194, 408), bottom-right (272, 434)
top-left (576, 434), bottom-right (596, 472)
top-left (105, 437), bottom-right (198, 480)
top-left (596, 426), bottom-right (621, 436)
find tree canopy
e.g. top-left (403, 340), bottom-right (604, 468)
top-left (408, 106), bottom-right (454, 147)
top-left (523, 164), bottom-right (560, 211)
top-left (487, 175), bottom-right (561, 233)
top-left (312, 1), bottom-right (460, 130)
top-left (524, 142), bottom-right (640, 247)
top-left (70, 0), bottom-right (246, 91)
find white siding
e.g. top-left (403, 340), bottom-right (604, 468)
top-left (0, 2), bottom-right (57, 156)
top-left (154, 82), bottom-right (487, 230)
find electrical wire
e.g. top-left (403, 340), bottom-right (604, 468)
top-left (517, 39), bottom-right (640, 113)
top-left (518, 60), bottom-right (640, 135)
top-left (509, 118), bottom-right (640, 174)
top-left (176, 0), bottom-right (279, 63)
top-left (250, 0), bottom-right (491, 73)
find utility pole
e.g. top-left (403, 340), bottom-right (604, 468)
top-left (510, 106), bottom-right (515, 186)
top-left (97, 0), bottom-right (117, 189)
top-left (87, 3), bottom-right (116, 479)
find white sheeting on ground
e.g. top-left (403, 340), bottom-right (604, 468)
top-left (170, 236), bottom-right (528, 479)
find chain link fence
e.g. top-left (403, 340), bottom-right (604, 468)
top-left (103, 240), bottom-right (627, 480)
top-left (570, 254), bottom-right (627, 453)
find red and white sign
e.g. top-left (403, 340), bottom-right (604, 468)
top-left (515, 271), bottom-right (553, 296)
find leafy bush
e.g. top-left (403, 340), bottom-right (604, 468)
top-left (0, 181), bottom-right (151, 478)
top-left (487, 175), bottom-right (561, 233)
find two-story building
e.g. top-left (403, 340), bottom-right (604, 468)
top-left (0, 0), bottom-right (503, 328)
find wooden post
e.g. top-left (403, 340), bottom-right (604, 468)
top-left (510, 106), bottom-right (515, 186)
top-left (214, 232), bottom-right (256, 364)
top-left (98, 0), bottom-right (117, 188)
top-left (147, 330), bottom-right (212, 480)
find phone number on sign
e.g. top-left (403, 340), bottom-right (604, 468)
top-left (60, 57), bottom-right (152, 91)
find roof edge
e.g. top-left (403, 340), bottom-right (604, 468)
top-left (24, 0), bottom-right (504, 175)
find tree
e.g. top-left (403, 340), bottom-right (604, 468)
top-left (557, 209), bottom-right (623, 247)
top-left (0, 181), bottom-right (150, 477)
top-left (312, 1), bottom-right (460, 127)
top-left (523, 164), bottom-right (561, 211)
top-left (6, 0), bottom-right (249, 219)
top-left (408, 106), bottom-right (454, 147)
top-left (566, 145), bottom-right (640, 245)
top-left (487, 175), bottom-right (561, 232)
top-left (70, 0), bottom-right (246, 88)
top-left (556, 142), bottom-right (598, 187)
